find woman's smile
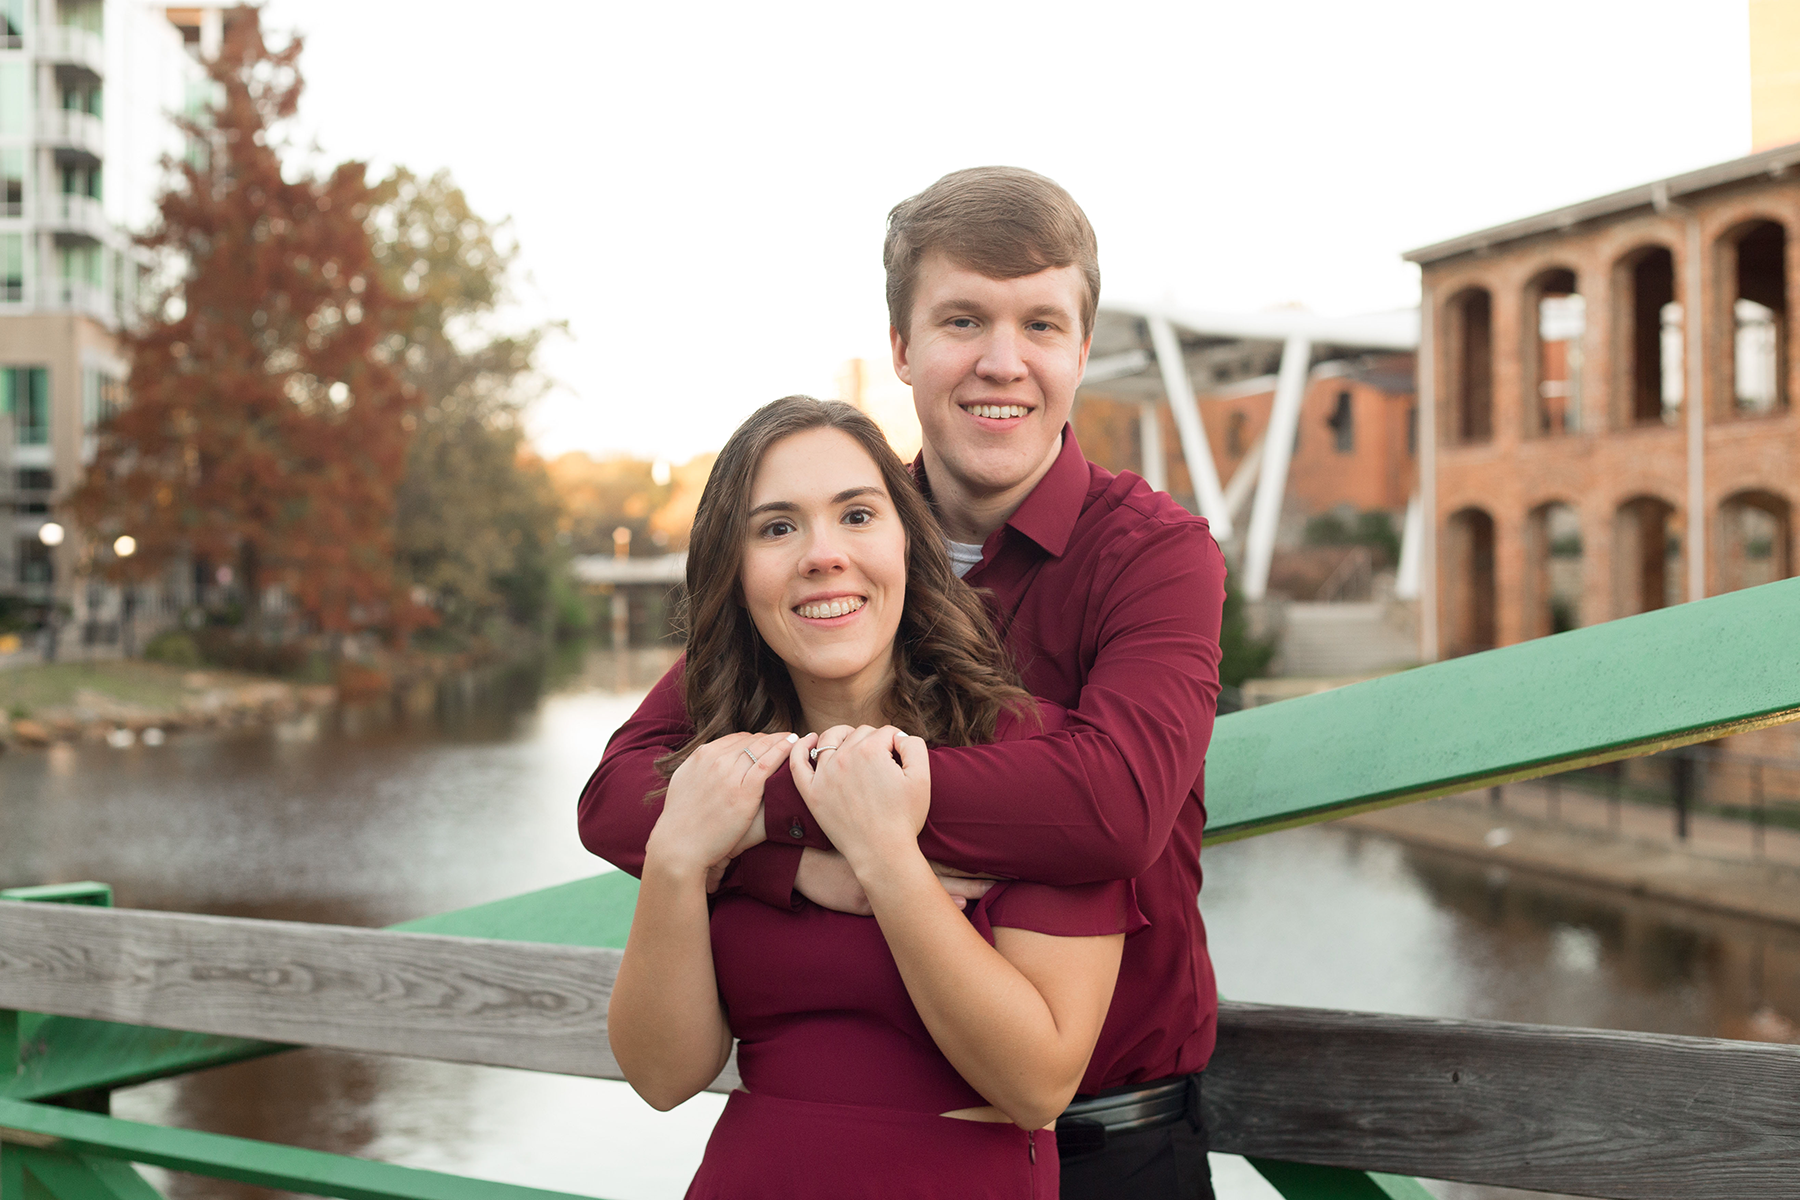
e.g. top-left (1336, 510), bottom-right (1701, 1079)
top-left (793, 593), bottom-right (868, 622)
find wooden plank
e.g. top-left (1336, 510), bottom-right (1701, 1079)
top-left (0, 874), bottom-right (646, 1099)
top-left (0, 902), bottom-right (621, 1080)
top-left (0, 1099), bottom-right (607, 1200)
top-left (1207, 577), bottom-right (1800, 841)
top-left (1205, 1000), bottom-right (1800, 1199)
top-left (8, 899), bottom-right (1800, 1197)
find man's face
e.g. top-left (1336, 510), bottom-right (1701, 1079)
top-left (892, 253), bottom-right (1091, 510)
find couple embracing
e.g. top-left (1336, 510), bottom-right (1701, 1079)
top-left (580, 167), bottom-right (1225, 1200)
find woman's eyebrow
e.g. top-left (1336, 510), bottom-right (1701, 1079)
top-left (746, 486), bottom-right (885, 519)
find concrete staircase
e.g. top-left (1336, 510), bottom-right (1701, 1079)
top-left (1273, 601), bottom-right (1420, 678)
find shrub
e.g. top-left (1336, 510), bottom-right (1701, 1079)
top-left (193, 629), bottom-right (309, 676)
top-left (143, 630), bottom-right (203, 668)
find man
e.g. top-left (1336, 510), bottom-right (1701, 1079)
top-left (580, 166), bottom-right (1224, 1199)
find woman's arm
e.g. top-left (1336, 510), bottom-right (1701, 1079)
top-left (791, 728), bottom-right (1122, 1130)
top-left (608, 731), bottom-right (795, 1110)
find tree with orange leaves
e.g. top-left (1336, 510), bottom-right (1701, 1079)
top-left (69, 7), bottom-right (422, 641)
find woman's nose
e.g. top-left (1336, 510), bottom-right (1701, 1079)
top-left (798, 527), bottom-right (849, 574)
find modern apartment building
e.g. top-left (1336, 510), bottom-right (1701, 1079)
top-left (0, 0), bottom-right (210, 651)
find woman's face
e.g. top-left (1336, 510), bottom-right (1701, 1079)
top-left (740, 426), bottom-right (907, 698)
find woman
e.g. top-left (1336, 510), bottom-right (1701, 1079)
top-left (607, 397), bottom-right (1143, 1198)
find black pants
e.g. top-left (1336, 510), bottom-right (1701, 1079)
top-left (1057, 1115), bottom-right (1214, 1199)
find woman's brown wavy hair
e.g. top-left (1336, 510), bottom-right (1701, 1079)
top-left (656, 395), bottom-right (1030, 778)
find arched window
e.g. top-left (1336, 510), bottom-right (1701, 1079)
top-left (1447, 287), bottom-right (1493, 444)
top-left (1525, 501), bottom-right (1583, 637)
top-left (1444, 506), bottom-right (1497, 655)
top-left (1526, 269), bottom-right (1582, 436)
top-left (1723, 221), bottom-right (1788, 416)
top-left (1613, 496), bottom-right (1682, 616)
top-left (1718, 490), bottom-right (1792, 592)
top-left (1615, 247), bottom-right (1681, 426)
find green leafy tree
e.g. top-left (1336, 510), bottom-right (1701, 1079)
top-left (373, 169), bottom-right (564, 638)
top-left (1219, 574), bottom-right (1278, 691)
top-left (70, 8), bottom-right (422, 638)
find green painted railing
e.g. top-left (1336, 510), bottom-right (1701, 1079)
top-left (2, 577), bottom-right (1798, 1200)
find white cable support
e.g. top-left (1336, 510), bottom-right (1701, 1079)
top-left (1147, 314), bottom-right (1232, 541)
top-left (1242, 336), bottom-right (1312, 600)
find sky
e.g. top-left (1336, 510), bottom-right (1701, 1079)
top-left (257, 0), bottom-right (1753, 462)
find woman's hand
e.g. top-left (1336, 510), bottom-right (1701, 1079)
top-left (790, 725), bottom-right (929, 874)
top-left (646, 732), bottom-right (796, 881)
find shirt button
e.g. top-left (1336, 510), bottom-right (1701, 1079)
top-left (789, 823), bottom-right (805, 839)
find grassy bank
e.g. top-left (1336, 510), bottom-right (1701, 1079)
top-left (0, 660), bottom-right (335, 745)
top-left (0, 660), bottom-right (239, 717)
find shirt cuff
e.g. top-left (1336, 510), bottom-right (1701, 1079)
top-left (731, 842), bottom-right (805, 910)
top-left (763, 762), bottom-right (826, 849)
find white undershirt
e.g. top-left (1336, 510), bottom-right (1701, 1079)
top-left (946, 539), bottom-right (985, 579)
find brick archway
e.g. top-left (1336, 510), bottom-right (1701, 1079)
top-left (1445, 287), bottom-right (1493, 444)
top-left (1612, 245), bottom-right (1680, 428)
top-left (1717, 219), bottom-right (1789, 417)
top-left (1717, 489), bottom-right (1792, 592)
top-left (1524, 268), bottom-right (1582, 437)
top-left (1443, 506), bottom-right (1497, 655)
top-left (1613, 495), bottom-right (1682, 616)
top-left (1525, 500), bottom-right (1583, 637)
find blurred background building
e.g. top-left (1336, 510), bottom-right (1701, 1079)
top-left (0, 1), bottom-right (214, 650)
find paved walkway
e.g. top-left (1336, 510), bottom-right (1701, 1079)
top-left (1472, 775), bottom-right (1800, 868)
top-left (1340, 777), bottom-right (1800, 928)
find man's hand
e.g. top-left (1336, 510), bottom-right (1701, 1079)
top-left (796, 848), bottom-right (996, 916)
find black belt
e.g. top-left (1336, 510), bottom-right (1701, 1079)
top-left (1055, 1074), bottom-right (1203, 1157)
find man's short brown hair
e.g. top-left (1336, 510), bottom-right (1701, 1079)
top-left (884, 166), bottom-right (1100, 340)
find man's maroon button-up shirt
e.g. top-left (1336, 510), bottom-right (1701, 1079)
top-left (578, 428), bottom-right (1226, 1089)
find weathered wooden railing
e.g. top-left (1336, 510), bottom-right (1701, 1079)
top-left (4, 577), bottom-right (1799, 1200)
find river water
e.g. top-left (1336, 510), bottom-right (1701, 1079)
top-left (3, 647), bottom-right (1797, 1200)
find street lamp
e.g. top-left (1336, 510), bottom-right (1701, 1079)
top-left (113, 536), bottom-right (138, 658)
top-left (36, 523), bottom-right (63, 662)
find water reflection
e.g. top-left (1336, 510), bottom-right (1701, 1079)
top-left (3, 648), bottom-right (1794, 1199)
top-left (1204, 826), bottom-right (1800, 1045)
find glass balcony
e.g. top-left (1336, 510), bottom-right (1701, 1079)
top-left (48, 191), bottom-right (106, 239)
top-left (44, 276), bottom-right (111, 321)
top-left (36, 108), bottom-right (103, 158)
top-left (39, 25), bottom-right (104, 75)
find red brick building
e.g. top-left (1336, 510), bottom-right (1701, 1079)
top-left (1075, 357), bottom-right (1416, 527)
top-left (1409, 143), bottom-right (1800, 659)
top-left (1195, 356), bottom-right (1416, 522)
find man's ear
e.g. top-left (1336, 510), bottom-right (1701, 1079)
top-left (890, 324), bottom-right (912, 387)
top-left (1076, 331), bottom-right (1093, 378)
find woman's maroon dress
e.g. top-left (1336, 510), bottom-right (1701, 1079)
top-left (688, 847), bottom-right (1146, 1198)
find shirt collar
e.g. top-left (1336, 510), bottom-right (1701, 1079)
top-left (999, 424), bottom-right (1086, 558)
top-left (912, 424), bottom-right (1087, 560)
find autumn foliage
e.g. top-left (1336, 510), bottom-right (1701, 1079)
top-left (70, 9), bottom-right (423, 637)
